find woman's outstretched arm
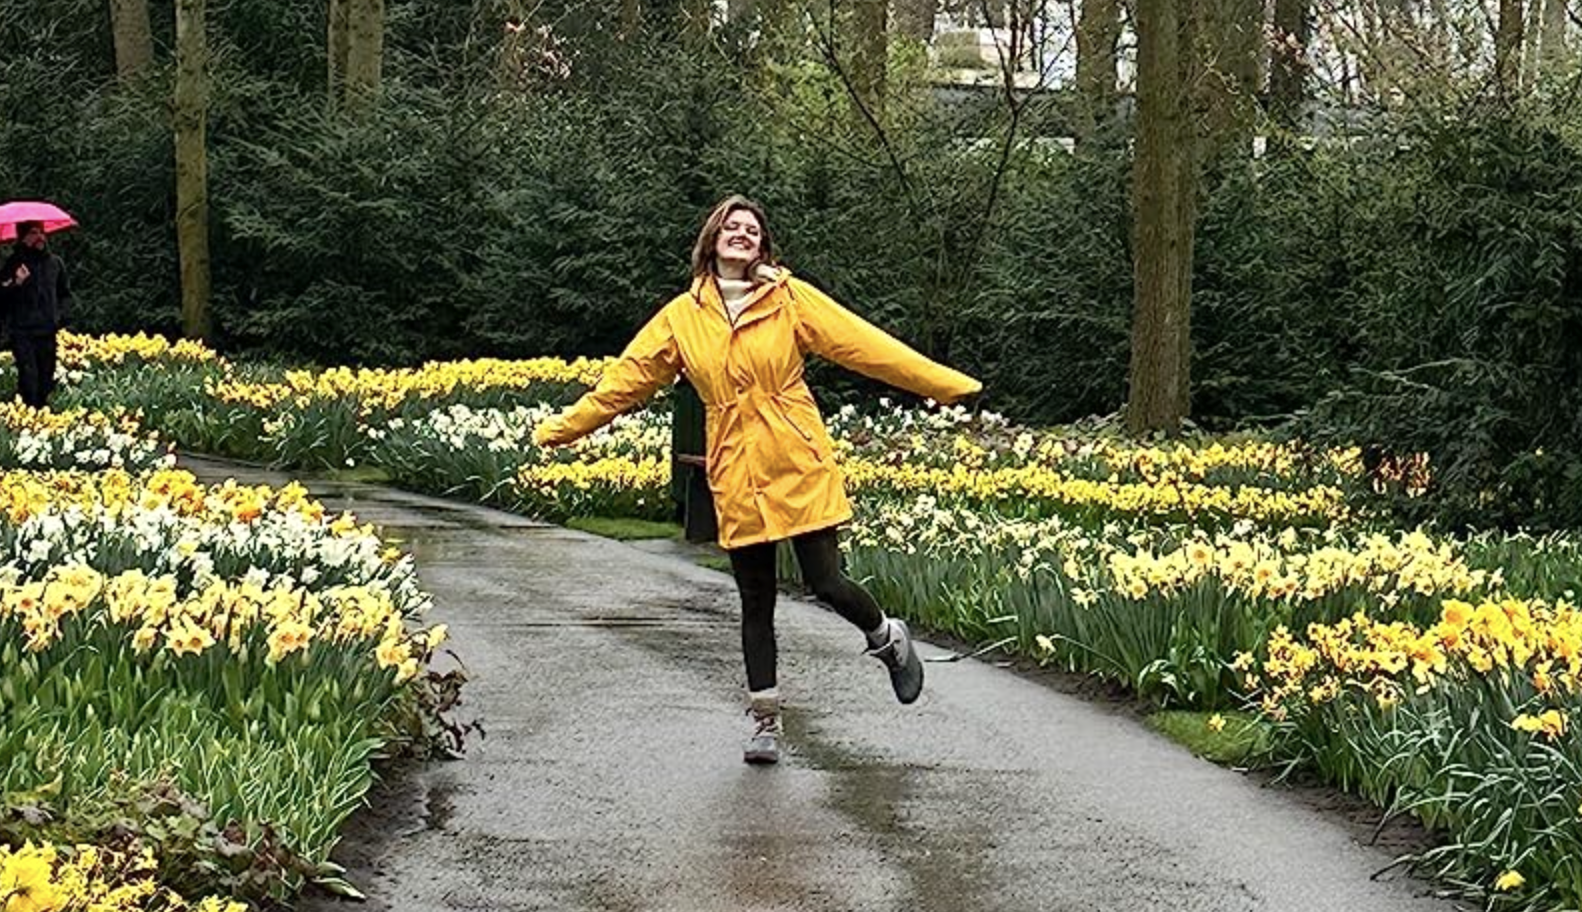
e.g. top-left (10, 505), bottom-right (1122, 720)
top-left (789, 278), bottom-right (981, 405)
top-left (534, 307), bottom-right (682, 447)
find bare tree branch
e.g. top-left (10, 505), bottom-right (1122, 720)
top-left (806, 1), bottom-right (920, 204)
top-left (964, 0), bottom-right (1032, 271)
top-left (1311, 0), bottom-right (1482, 106)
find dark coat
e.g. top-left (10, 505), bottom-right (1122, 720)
top-left (0, 246), bottom-right (71, 334)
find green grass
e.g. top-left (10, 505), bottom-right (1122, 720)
top-left (695, 554), bottom-right (732, 573)
top-left (320, 465), bottom-right (395, 484)
top-left (566, 516), bottom-right (683, 541)
top-left (1147, 710), bottom-right (1268, 765)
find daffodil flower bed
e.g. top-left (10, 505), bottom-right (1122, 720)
top-left (826, 400), bottom-right (1428, 497)
top-left (33, 341), bottom-right (1390, 529)
top-left (513, 455), bottom-right (672, 522)
top-left (195, 359), bottom-right (613, 470)
top-left (0, 404), bottom-right (174, 473)
top-left (839, 497), bottom-right (1502, 705)
top-left (0, 469), bottom-right (427, 606)
top-left (0, 468), bottom-right (450, 905)
top-left (0, 841), bottom-right (245, 912)
top-left (842, 458), bottom-right (1350, 528)
top-left (376, 404), bottom-right (670, 510)
top-left (371, 407), bottom-right (1357, 530)
top-left (207, 358), bottom-right (610, 414)
top-left (1240, 597), bottom-right (1582, 908)
top-left (55, 331), bottom-right (226, 375)
top-left (1, 330), bottom-right (226, 395)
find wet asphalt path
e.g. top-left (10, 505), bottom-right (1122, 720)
top-left (180, 456), bottom-right (1464, 912)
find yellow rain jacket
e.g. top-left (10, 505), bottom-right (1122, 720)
top-left (533, 269), bottom-right (982, 549)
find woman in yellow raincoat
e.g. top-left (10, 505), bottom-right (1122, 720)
top-left (534, 195), bottom-right (981, 764)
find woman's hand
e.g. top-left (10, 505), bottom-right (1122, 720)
top-left (953, 389), bottom-right (987, 412)
top-left (532, 422), bottom-right (563, 448)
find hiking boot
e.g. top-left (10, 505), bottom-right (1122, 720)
top-left (866, 618), bottom-right (924, 704)
top-left (744, 693), bottom-right (782, 765)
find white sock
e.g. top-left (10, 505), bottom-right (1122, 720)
top-left (748, 688), bottom-right (779, 707)
top-left (865, 616), bottom-right (891, 648)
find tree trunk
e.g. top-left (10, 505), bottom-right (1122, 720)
top-left (1541, 0), bottom-right (1569, 79)
top-left (1497, 0), bottom-right (1525, 95)
top-left (1192, 0), bottom-right (1261, 166)
top-left (1074, 0), bottom-right (1122, 137)
top-left (1269, 0), bottom-right (1311, 131)
top-left (851, 0), bottom-right (888, 117)
top-left (328, 0), bottom-right (350, 100)
top-left (895, 0), bottom-right (938, 41)
top-left (1524, 0), bottom-right (1545, 88)
top-left (343, 0), bottom-right (385, 114)
top-left (1127, 0), bottom-right (1197, 436)
top-left (109, 0), bottom-right (154, 80)
top-left (175, 0), bottom-right (211, 341)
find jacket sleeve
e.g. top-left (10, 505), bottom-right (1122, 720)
top-left (788, 278), bottom-right (981, 404)
top-left (0, 256), bottom-right (19, 320)
top-left (534, 306), bottom-right (681, 447)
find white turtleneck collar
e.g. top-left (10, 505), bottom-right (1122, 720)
top-left (717, 263), bottom-right (781, 324)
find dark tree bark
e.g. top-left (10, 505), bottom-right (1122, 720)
top-left (1074, 0), bottom-right (1121, 137)
top-left (175, 0), bottom-right (211, 340)
top-left (343, 0), bottom-right (386, 114)
top-left (110, 0), bottom-right (154, 80)
top-left (328, 0), bottom-right (349, 99)
top-left (1192, 0), bottom-right (1261, 167)
top-left (1540, 0), bottom-right (1569, 79)
top-left (1269, 0), bottom-right (1311, 131)
top-left (1497, 0), bottom-right (1525, 95)
top-left (1126, 0), bottom-right (1198, 435)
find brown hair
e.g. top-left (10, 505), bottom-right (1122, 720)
top-left (689, 195), bottom-right (776, 278)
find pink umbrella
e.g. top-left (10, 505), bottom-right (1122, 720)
top-left (0, 201), bottom-right (77, 242)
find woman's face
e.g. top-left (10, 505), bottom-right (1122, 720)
top-left (714, 209), bottom-right (762, 270)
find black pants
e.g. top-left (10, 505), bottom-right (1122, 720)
top-left (11, 332), bottom-right (56, 409)
top-left (728, 527), bottom-right (884, 693)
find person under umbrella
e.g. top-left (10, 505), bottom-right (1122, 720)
top-left (533, 195), bottom-right (981, 764)
top-left (0, 220), bottom-right (73, 409)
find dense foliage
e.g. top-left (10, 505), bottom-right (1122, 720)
top-left (6, 1), bottom-right (1582, 526)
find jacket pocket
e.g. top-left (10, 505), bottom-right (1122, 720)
top-left (775, 398), bottom-right (829, 461)
top-left (782, 410), bottom-right (813, 442)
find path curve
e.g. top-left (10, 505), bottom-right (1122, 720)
top-left (179, 456), bottom-right (1465, 912)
